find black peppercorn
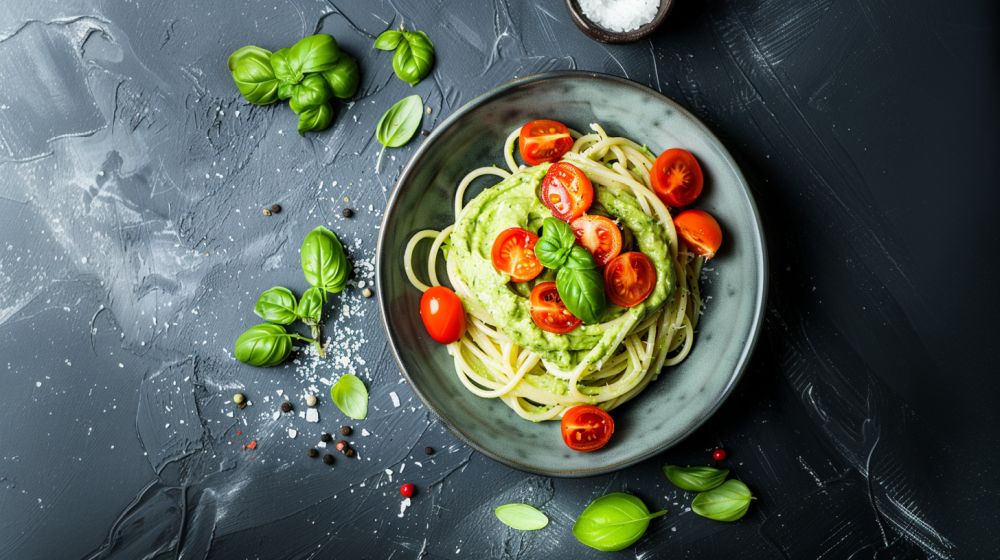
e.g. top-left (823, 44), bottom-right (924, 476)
top-left (344, 447), bottom-right (355, 458)
top-left (323, 454), bottom-right (335, 465)
top-left (342, 207), bottom-right (354, 218)
top-left (280, 402), bottom-right (293, 413)
top-left (424, 446), bottom-right (435, 456)
top-left (270, 203), bottom-right (282, 214)
top-left (339, 425), bottom-right (352, 436)
top-left (320, 433), bottom-right (332, 443)
top-left (307, 448), bottom-right (319, 458)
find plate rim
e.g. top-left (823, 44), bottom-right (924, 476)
top-left (376, 70), bottom-right (768, 477)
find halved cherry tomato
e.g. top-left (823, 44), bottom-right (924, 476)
top-left (571, 215), bottom-right (623, 266)
top-left (519, 119), bottom-right (573, 165)
top-left (491, 228), bottom-right (543, 282)
top-left (561, 405), bottom-right (614, 452)
top-left (541, 162), bottom-right (593, 222)
top-left (604, 252), bottom-right (657, 308)
top-left (529, 282), bottom-right (581, 334)
top-left (419, 286), bottom-right (466, 344)
top-left (651, 148), bottom-right (704, 207)
top-left (674, 209), bottom-right (723, 259)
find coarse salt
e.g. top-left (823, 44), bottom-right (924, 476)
top-left (305, 408), bottom-right (319, 423)
top-left (578, 0), bottom-right (659, 32)
top-left (389, 391), bottom-right (400, 408)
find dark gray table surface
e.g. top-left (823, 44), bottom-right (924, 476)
top-left (1, 0), bottom-right (997, 558)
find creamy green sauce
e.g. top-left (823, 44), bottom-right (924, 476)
top-left (449, 165), bottom-right (675, 370)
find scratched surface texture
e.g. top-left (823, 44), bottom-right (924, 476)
top-left (0, 0), bottom-right (996, 558)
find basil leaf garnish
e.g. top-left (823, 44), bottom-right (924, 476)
top-left (228, 45), bottom-right (280, 105)
top-left (572, 493), bottom-right (666, 552)
top-left (691, 479), bottom-right (752, 522)
top-left (563, 245), bottom-right (597, 270)
top-left (535, 217), bottom-right (576, 269)
top-left (391, 31), bottom-right (434, 86)
top-left (556, 264), bottom-right (605, 324)
top-left (301, 226), bottom-right (350, 294)
top-left (289, 74), bottom-right (331, 114)
top-left (253, 287), bottom-right (298, 325)
top-left (234, 323), bottom-right (295, 367)
top-left (376, 95), bottom-right (423, 148)
top-left (373, 30), bottom-right (403, 51)
top-left (321, 55), bottom-right (360, 99)
top-left (269, 48), bottom-right (303, 85)
top-left (296, 103), bottom-right (334, 135)
top-left (288, 34), bottom-right (341, 75)
top-left (330, 374), bottom-right (368, 420)
top-left (495, 504), bottom-right (549, 531)
top-left (663, 465), bottom-right (730, 492)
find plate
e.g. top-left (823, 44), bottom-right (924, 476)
top-left (376, 71), bottom-right (766, 477)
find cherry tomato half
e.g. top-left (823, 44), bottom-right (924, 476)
top-left (541, 162), bottom-right (593, 222)
top-left (604, 252), bottom-right (657, 308)
top-left (519, 119), bottom-right (573, 166)
top-left (491, 227), bottom-right (544, 282)
top-left (419, 286), bottom-right (466, 344)
top-left (529, 282), bottom-right (581, 334)
top-left (651, 148), bottom-right (704, 208)
top-left (571, 215), bottom-right (623, 266)
top-left (674, 209), bottom-right (723, 259)
top-left (561, 405), bottom-right (614, 452)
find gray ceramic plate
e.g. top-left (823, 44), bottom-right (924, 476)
top-left (377, 71), bottom-right (766, 477)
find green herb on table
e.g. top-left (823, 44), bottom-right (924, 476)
top-left (321, 55), bottom-right (361, 99)
top-left (301, 226), bottom-right (351, 296)
top-left (330, 373), bottom-right (368, 420)
top-left (374, 27), bottom-right (435, 86)
top-left (254, 287), bottom-right (299, 325)
top-left (374, 94), bottom-right (424, 172)
top-left (228, 46), bottom-right (280, 105)
top-left (663, 465), bottom-right (730, 492)
top-left (572, 492), bottom-right (666, 552)
top-left (234, 323), bottom-right (313, 367)
top-left (288, 74), bottom-right (331, 114)
top-left (495, 504), bottom-right (549, 531)
top-left (690, 479), bottom-right (753, 522)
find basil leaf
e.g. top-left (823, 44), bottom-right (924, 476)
top-left (663, 465), bottom-right (730, 492)
top-left (270, 48), bottom-right (303, 85)
top-left (573, 493), bottom-right (666, 552)
top-left (229, 46), bottom-right (280, 105)
top-left (321, 55), bottom-right (360, 99)
top-left (691, 480), bottom-right (752, 522)
top-left (296, 103), bottom-right (334, 135)
top-left (374, 30), bottom-right (403, 51)
top-left (234, 323), bottom-right (293, 367)
top-left (391, 31), bottom-right (434, 86)
top-left (495, 504), bottom-right (549, 531)
top-left (277, 82), bottom-right (293, 101)
top-left (296, 286), bottom-right (324, 326)
top-left (376, 95), bottom-right (423, 148)
top-left (330, 374), bottom-right (368, 420)
top-left (253, 287), bottom-right (298, 325)
top-left (535, 217), bottom-right (576, 269)
top-left (289, 74), bottom-right (331, 114)
top-left (288, 34), bottom-right (341, 74)
top-left (564, 245), bottom-right (597, 270)
top-left (556, 266), bottom-right (605, 324)
top-left (301, 226), bottom-right (350, 295)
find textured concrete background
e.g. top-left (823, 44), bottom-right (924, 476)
top-left (0, 0), bottom-right (997, 558)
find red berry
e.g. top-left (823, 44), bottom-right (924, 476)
top-left (712, 447), bottom-right (727, 461)
top-left (399, 483), bottom-right (415, 498)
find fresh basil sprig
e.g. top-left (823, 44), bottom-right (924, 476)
top-left (377, 95), bottom-right (424, 148)
top-left (288, 34), bottom-right (341, 75)
top-left (556, 247), bottom-right (605, 324)
top-left (228, 46), bottom-right (280, 105)
top-left (296, 287), bottom-right (324, 327)
top-left (321, 55), bottom-right (360, 99)
top-left (663, 465), bottom-right (730, 492)
top-left (254, 287), bottom-right (299, 324)
top-left (535, 217), bottom-right (576, 269)
top-left (495, 504), bottom-right (549, 531)
top-left (330, 373), bottom-right (368, 420)
top-left (690, 480), bottom-right (753, 522)
top-left (234, 323), bottom-right (312, 367)
top-left (289, 74), bottom-right (331, 114)
top-left (296, 103), bottom-right (334, 135)
top-left (301, 226), bottom-right (351, 296)
top-left (573, 493), bottom-right (666, 552)
top-left (374, 28), bottom-right (435, 86)
top-left (269, 47), bottom-right (303, 85)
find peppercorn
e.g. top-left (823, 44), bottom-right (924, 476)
top-left (270, 203), bottom-right (282, 214)
top-left (362, 287), bottom-right (373, 298)
top-left (424, 446), bottom-right (435, 456)
top-left (280, 401), bottom-right (293, 413)
top-left (339, 425), bottom-right (352, 436)
top-left (307, 448), bottom-right (319, 458)
top-left (232, 393), bottom-right (246, 406)
top-left (320, 433), bottom-right (332, 443)
top-left (342, 208), bottom-right (354, 218)
top-left (262, 208), bottom-right (272, 217)
top-left (335, 441), bottom-right (347, 452)
top-left (323, 453), bottom-right (335, 465)
top-left (399, 483), bottom-right (415, 498)
top-left (712, 447), bottom-right (728, 461)
top-left (344, 447), bottom-right (355, 458)
top-left (305, 394), bottom-right (318, 407)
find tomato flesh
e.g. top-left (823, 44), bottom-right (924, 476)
top-left (419, 286), bottom-right (466, 344)
top-left (491, 227), bottom-right (543, 282)
top-left (519, 119), bottom-right (573, 165)
top-left (674, 209), bottom-right (723, 259)
top-left (561, 405), bottom-right (614, 452)
top-left (571, 215), bottom-right (623, 266)
top-left (604, 252), bottom-right (657, 308)
top-left (541, 162), bottom-right (593, 222)
top-left (651, 148), bottom-right (704, 208)
top-left (529, 282), bottom-right (581, 334)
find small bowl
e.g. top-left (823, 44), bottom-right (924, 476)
top-left (566, 0), bottom-right (674, 43)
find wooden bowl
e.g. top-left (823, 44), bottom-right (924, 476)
top-left (565, 0), bottom-right (674, 43)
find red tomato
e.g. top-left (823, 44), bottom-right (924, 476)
top-left (519, 119), bottom-right (573, 165)
top-left (561, 405), bottom-right (614, 452)
top-left (529, 282), bottom-right (581, 334)
top-left (491, 228), bottom-right (544, 282)
top-left (419, 286), bottom-right (466, 344)
top-left (571, 215), bottom-right (623, 266)
top-left (651, 149), bottom-right (704, 207)
top-left (604, 252), bottom-right (657, 308)
top-left (541, 162), bottom-right (593, 222)
top-left (674, 209), bottom-right (723, 259)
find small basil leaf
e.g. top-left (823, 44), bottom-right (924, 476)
top-left (691, 480), bottom-right (753, 522)
top-left (277, 82), bottom-right (293, 101)
top-left (288, 34), bottom-right (341, 74)
top-left (495, 504), bottom-right (549, 531)
top-left (535, 217), bottom-right (576, 269)
top-left (373, 30), bottom-right (403, 51)
top-left (296, 286), bottom-right (324, 326)
top-left (229, 46), bottom-right (280, 105)
top-left (556, 266), bottom-right (605, 324)
top-left (228, 45), bottom-right (270, 72)
top-left (330, 374), bottom-right (368, 420)
top-left (391, 31), bottom-right (434, 86)
top-left (376, 95), bottom-right (423, 148)
top-left (572, 493), bottom-right (666, 552)
top-left (296, 103), bottom-right (334, 135)
top-left (270, 48), bottom-right (303, 85)
top-left (253, 287), bottom-right (298, 324)
top-left (301, 226), bottom-right (350, 294)
top-left (234, 323), bottom-right (292, 367)
top-left (564, 245), bottom-right (597, 270)
top-left (289, 74), bottom-right (331, 114)
top-left (663, 465), bottom-right (730, 492)
top-left (321, 55), bottom-right (360, 99)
